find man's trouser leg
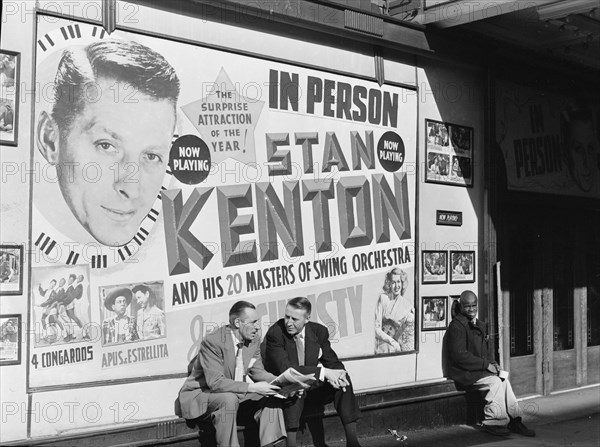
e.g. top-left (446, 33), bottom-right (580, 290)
top-left (205, 392), bottom-right (241, 447)
top-left (472, 375), bottom-right (520, 425)
top-left (238, 394), bottom-right (286, 447)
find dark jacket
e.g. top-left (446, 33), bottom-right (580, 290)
top-left (263, 320), bottom-right (344, 378)
top-left (443, 313), bottom-right (495, 387)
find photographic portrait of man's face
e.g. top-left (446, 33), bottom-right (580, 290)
top-left (112, 295), bottom-right (129, 317)
top-left (135, 290), bottom-right (150, 309)
top-left (37, 77), bottom-right (175, 246)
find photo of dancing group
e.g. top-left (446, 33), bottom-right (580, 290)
top-left (425, 119), bottom-right (473, 187)
top-left (99, 281), bottom-right (166, 347)
top-left (374, 267), bottom-right (415, 354)
top-left (31, 265), bottom-right (90, 347)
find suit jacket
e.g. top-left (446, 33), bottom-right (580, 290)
top-left (264, 320), bottom-right (344, 378)
top-left (64, 285), bottom-right (75, 306)
top-left (443, 313), bottom-right (495, 387)
top-left (177, 325), bottom-right (276, 420)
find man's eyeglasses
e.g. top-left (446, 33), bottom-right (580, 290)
top-left (462, 304), bottom-right (478, 309)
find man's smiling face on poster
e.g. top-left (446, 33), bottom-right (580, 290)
top-left (39, 79), bottom-right (174, 246)
top-left (36, 40), bottom-right (180, 247)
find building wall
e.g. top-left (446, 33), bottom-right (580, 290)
top-left (0, 1), bottom-right (486, 443)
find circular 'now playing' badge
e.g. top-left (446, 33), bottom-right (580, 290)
top-left (377, 131), bottom-right (405, 172)
top-left (169, 135), bottom-right (211, 185)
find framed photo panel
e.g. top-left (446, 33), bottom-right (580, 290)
top-left (421, 296), bottom-right (448, 331)
top-left (450, 251), bottom-right (476, 283)
top-left (0, 49), bottom-right (20, 146)
top-left (422, 250), bottom-right (447, 284)
top-left (0, 314), bottom-right (21, 365)
top-left (0, 245), bottom-right (24, 295)
top-left (425, 119), bottom-right (473, 187)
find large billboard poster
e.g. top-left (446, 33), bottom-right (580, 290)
top-left (496, 80), bottom-right (600, 198)
top-left (30, 18), bottom-right (417, 389)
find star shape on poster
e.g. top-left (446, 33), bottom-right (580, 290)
top-left (181, 68), bottom-right (264, 165)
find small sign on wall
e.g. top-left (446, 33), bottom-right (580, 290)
top-left (436, 210), bottom-right (463, 226)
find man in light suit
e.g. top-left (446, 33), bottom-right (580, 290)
top-left (264, 297), bottom-right (362, 447)
top-left (177, 301), bottom-right (286, 447)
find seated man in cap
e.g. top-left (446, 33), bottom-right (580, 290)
top-left (444, 290), bottom-right (535, 437)
top-left (177, 300), bottom-right (286, 447)
top-left (102, 287), bottom-right (139, 345)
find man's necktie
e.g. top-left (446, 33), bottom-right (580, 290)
top-left (234, 342), bottom-right (244, 382)
top-left (295, 334), bottom-right (305, 366)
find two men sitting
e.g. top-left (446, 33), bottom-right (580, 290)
top-left (177, 298), bottom-right (361, 447)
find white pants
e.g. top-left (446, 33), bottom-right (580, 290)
top-left (471, 375), bottom-right (520, 426)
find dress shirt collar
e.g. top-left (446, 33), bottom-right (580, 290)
top-left (296, 326), bottom-right (306, 340)
top-left (231, 330), bottom-right (243, 350)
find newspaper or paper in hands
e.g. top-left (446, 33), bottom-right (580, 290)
top-left (270, 367), bottom-right (316, 398)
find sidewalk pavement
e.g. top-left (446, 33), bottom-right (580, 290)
top-left (331, 385), bottom-right (600, 447)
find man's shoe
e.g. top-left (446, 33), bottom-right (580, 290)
top-left (481, 424), bottom-right (510, 436)
top-left (508, 417), bottom-right (535, 437)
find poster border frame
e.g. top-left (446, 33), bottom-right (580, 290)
top-left (25, 11), bottom-right (421, 390)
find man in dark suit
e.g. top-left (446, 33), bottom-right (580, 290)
top-left (264, 297), bottom-right (361, 447)
top-left (177, 301), bottom-right (286, 447)
top-left (444, 290), bottom-right (534, 437)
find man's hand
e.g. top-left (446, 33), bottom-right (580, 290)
top-left (323, 368), bottom-right (349, 390)
top-left (248, 381), bottom-right (280, 396)
top-left (486, 363), bottom-right (500, 375)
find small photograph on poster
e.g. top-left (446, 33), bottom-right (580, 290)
top-left (32, 265), bottom-right (92, 347)
top-left (450, 124), bottom-right (473, 153)
top-left (427, 152), bottom-right (450, 178)
top-left (0, 50), bottom-right (19, 146)
top-left (99, 281), bottom-right (165, 346)
top-left (374, 267), bottom-right (415, 355)
top-left (426, 119), bottom-right (450, 149)
top-left (450, 251), bottom-right (476, 283)
top-left (421, 296), bottom-right (447, 331)
top-left (450, 155), bottom-right (472, 182)
top-left (0, 314), bottom-right (21, 365)
top-left (422, 250), bottom-right (447, 284)
top-left (0, 245), bottom-right (23, 295)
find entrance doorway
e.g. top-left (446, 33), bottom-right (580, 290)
top-left (500, 204), bottom-right (599, 396)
